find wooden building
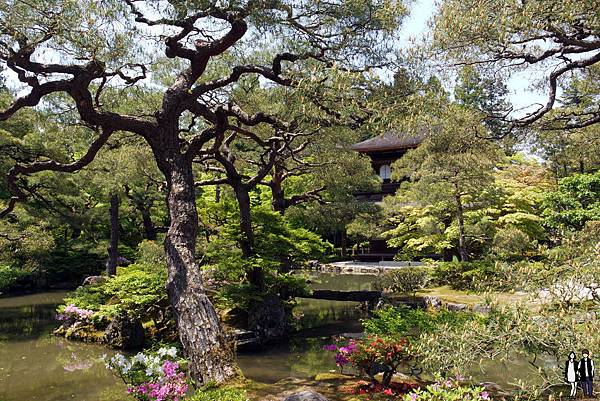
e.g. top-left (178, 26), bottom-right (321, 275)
top-left (351, 131), bottom-right (422, 202)
top-left (350, 131), bottom-right (423, 261)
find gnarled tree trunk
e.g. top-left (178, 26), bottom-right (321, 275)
top-left (163, 157), bottom-right (237, 383)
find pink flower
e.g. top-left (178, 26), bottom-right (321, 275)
top-left (383, 388), bottom-right (393, 395)
top-left (162, 360), bottom-right (179, 378)
top-left (480, 391), bottom-right (490, 400)
top-left (410, 393), bottom-right (418, 401)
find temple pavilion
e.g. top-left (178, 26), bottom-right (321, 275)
top-left (351, 131), bottom-right (423, 203)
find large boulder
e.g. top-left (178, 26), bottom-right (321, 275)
top-left (446, 302), bottom-right (468, 312)
top-left (82, 275), bottom-right (105, 286)
top-left (247, 295), bottom-right (288, 343)
top-left (423, 295), bottom-right (442, 310)
top-left (103, 313), bottom-right (145, 350)
top-left (282, 390), bottom-right (329, 401)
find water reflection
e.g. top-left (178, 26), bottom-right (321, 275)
top-left (238, 273), bottom-right (376, 383)
top-left (0, 292), bottom-right (125, 401)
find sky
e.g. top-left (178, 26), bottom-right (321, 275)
top-left (397, 0), bottom-right (549, 118)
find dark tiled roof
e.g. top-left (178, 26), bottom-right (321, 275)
top-left (351, 131), bottom-right (423, 152)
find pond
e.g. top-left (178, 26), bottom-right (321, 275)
top-left (0, 273), bottom-right (376, 401)
top-left (0, 272), bottom-right (544, 400)
top-left (0, 292), bottom-right (126, 401)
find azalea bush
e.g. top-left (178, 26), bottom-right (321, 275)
top-left (324, 336), bottom-right (412, 386)
top-left (105, 346), bottom-right (189, 401)
top-left (56, 304), bottom-right (95, 323)
top-left (402, 378), bottom-right (489, 401)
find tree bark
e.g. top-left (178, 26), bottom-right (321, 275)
top-left (454, 194), bottom-right (469, 262)
top-left (341, 229), bottom-right (348, 258)
top-left (163, 158), bottom-right (237, 384)
top-left (106, 193), bottom-right (119, 276)
top-left (270, 165), bottom-right (287, 215)
top-left (233, 184), bottom-right (264, 289)
top-left (139, 204), bottom-right (157, 240)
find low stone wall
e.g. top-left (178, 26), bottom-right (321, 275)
top-left (307, 261), bottom-right (424, 276)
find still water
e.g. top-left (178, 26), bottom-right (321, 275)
top-left (0, 273), bottom-right (542, 400)
top-left (0, 273), bottom-right (376, 401)
top-left (0, 292), bottom-right (126, 401)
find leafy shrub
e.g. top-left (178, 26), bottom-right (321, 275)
top-left (101, 266), bottom-right (167, 319)
top-left (106, 347), bottom-right (189, 401)
top-left (543, 171), bottom-right (600, 231)
top-left (324, 336), bottom-right (412, 386)
top-left (402, 378), bottom-right (489, 401)
top-left (0, 264), bottom-right (30, 292)
top-left (187, 385), bottom-right (247, 401)
top-left (215, 269), bottom-right (309, 311)
top-left (430, 260), bottom-right (520, 291)
top-left (374, 267), bottom-right (431, 295)
top-left (362, 306), bottom-right (478, 339)
top-left (61, 264), bottom-right (166, 321)
top-left (491, 227), bottom-right (537, 261)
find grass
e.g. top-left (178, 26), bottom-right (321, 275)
top-left (416, 285), bottom-right (529, 306)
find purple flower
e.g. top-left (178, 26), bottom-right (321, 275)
top-left (334, 353), bottom-right (350, 366)
top-left (323, 344), bottom-right (338, 351)
top-left (162, 360), bottom-right (179, 378)
top-left (410, 393), bottom-right (418, 401)
top-left (480, 391), bottom-right (490, 400)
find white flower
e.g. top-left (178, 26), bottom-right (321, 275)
top-left (166, 347), bottom-right (177, 358)
top-left (110, 354), bottom-right (127, 368)
top-left (121, 361), bottom-right (132, 374)
top-left (132, 353), bottom-right (148, 365)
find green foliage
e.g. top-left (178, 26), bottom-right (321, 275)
top-left (362, 306), bottom-right (478, 339)
top-left (385, 155), bottom-right (549, 261)
top-left (490, 227), bottom-right (536, 261)
top-left (374, 267), bottom-right (431, 296)
top-left (187, 385), bottom-right (247, 401)
top-left (0, 264), bottom-right (30, 292)
top-left (402, 379), bottom-right (488, 401)
top-left (43, 247), bottom-right (105, 285)
top-left (61, 264), bottom-right (166, 321)
top-left (454, 65), bottom-right (510, 140)
top-left (100, 266), bottom-right (167, 318)
top-left (430, 260), bottom-right (524, 292)
top-left (201, 200), bottom-right (328, 308)
top-left (543, 171), bottom-right (600, 231)
top-left (215, 270), bottom-right (310, 312)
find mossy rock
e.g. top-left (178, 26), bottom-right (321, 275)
top-left (61, 323), bottom-right (105, 342)
top-left (314, 373), bottom-right (354, 381)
